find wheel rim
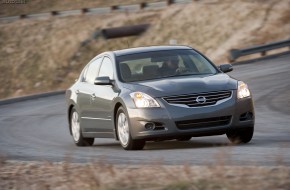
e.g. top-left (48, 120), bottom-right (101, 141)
top-left (71, 111), bottom-right (80, 142)
top-left (117, 112), bottom-right (129, 146)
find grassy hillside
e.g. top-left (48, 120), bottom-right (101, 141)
top-left (0, 0), bottom-right (289, 99)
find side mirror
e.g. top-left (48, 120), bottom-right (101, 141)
top-left (94, 76), bottom-right (113, 85)
top-left (218, 64), bottom-right (233, 73)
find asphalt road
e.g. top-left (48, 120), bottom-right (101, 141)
top-left (0, 54), bottom-right (290, 166)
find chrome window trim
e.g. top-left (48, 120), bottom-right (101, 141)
top-left (81, 117), bottom-right (112, 121)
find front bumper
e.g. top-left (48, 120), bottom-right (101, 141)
top-left (127, 90), bottom-right (255, 140)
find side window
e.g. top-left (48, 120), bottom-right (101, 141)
top-left (81, 65), bottom-right (89, 81)
top-left (84, 57), bottom-right (102, 84)
top-left (98, 57), bottom-right (114, 79)
top-left (188, 54), bottom-right (215, 73)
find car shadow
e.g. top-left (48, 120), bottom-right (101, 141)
top-left (92, 139), bottom-right (233, 150)
top-left (92, 142), bottom-right (121, 149)
top-left (143, 140), bottom-right (231, 150)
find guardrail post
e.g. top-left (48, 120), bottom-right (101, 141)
top-left (19, 14), bottom-right (27, 19)
top-left (51, 11), bottom-right (59, 16)
top-left (167, 0), bottom-right (174, 6)
top-left (111, 5), bottom-right (119, 11)
top-left (140, 2), bottom-right (147, 9)
top-left (81, 8), bottom-right (89, 14)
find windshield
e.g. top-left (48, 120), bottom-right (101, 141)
top-left (117, 49), bottom-right (218, 82)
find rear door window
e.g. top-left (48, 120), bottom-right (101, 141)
top-left (98, 57), bottom-right (114, 79)
top-left (84, 57), bottom-right (102, 84)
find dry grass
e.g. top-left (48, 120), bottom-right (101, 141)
top-left (0, 0), bottom-right (290, 99)
top-left (0, 159), bottom-right (289, 190)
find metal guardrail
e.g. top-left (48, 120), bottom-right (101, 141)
top-left (101, 24), bottom-right (150, 39)
top-left (229, 38), bottom-right (290, 62)
top-left (0, 90), bottom-right (65, 106)
top-left (0, 0), bottom-right (196, 22)
top-left (80, 24), bottom-right (150, 46)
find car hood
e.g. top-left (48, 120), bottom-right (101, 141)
top-left (121, 73), bottom-right (237, 98)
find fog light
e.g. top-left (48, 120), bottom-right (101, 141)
top-left (239, 112), bottom-right (253, 121)
top-left (145, 123), bottom-right (155, 130)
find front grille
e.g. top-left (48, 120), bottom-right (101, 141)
top-left (176, 116), bottom-right (232, 130)
top-left (163, 90), bottom-right (232, 107)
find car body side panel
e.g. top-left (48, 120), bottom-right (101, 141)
top-left (83, 84), bottom-right (119, 133)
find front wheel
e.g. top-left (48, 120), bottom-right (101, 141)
top-left (226, 127), bottom-right (254, 144)
top-left (116, 107), bottom-right (145, 150)
top-left (70, 108), bottom-right (94, 146)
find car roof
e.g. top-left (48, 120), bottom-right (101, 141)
top-left (113, 45), bottom-right (193, 56)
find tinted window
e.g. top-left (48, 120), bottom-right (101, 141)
top-left (116, 50), bottom-right (218, 82)
top-left (84, 57), bottom-right (102, 84)
top-left (99, 57), bottom-right (114, 79)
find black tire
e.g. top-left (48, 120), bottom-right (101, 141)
top-left (116, 107), bottom-right (145, 150)
top-left (177, 137), bottom-right (192, 141)
top-left (70, 108), bottom-right (94, 146)
top-left (226, 127), bottom-right (254, 144)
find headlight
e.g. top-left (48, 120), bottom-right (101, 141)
top-left (237, 81), bottom-right (251, 99)
top-left (130, 92), bottom-right (160, 108)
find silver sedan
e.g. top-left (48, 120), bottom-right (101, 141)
top-left (66, 46), bottom-right (255, 150)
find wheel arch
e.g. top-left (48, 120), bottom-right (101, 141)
top-left (113, 102), bottom-right (124, 140)
top-left (67, 104), bottom-right (75, 135)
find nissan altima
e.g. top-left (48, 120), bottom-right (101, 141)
top-left (65, 46), bottom-right (255, 150)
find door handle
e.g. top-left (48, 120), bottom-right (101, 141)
top-left (76, 90), bottom-right (80, 94)
top-left (91, 93), bottom-right (97, 99)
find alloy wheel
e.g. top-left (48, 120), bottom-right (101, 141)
top-left (117, 112), bottom-right (129, 147)
top-left (71, 111), bottom-right (80, 142)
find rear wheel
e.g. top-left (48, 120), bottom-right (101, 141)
top-left (116, 107), bottom-right (145, 150)
top-left (70, 108), bottom-right (94, 146)
top-left (226, 127), bottom-right (254, 144)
